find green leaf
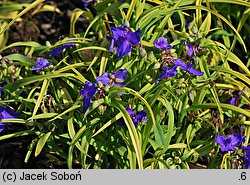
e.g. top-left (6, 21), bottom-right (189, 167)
top-left (5, 53), bottom-right (34, 67)
top-left (31, 79), bottom-right (50, 119)
top-left (4, 73), bottom-right (80, 92)
top-left (0, 41), bottom-right (42, 52)
top-left (70, 8), bottom-right (84, 37)
top-left (0, 130), bottom-right (38, 141)
top-left (67, 114), bottom-right (90, 157)
top-left (92, 113), bottom-right (123, 137)
top-left (158, 97), bottom-right (175, 154)
top-left (35, 131), bottom-right (52, 157)
top-left (113, 102), bottom-right (143, 169)
top-left (199, 11), bottom-right (211, 35)
top-left (27, 113), bottom-right (58, 120)
top-left (188, 103), bottom-right (250, 118)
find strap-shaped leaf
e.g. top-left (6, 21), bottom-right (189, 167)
top-left (35, 131), bottom-right (52, 157)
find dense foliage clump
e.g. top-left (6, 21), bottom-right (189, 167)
top-left (0, 0), bottom-right (250, 169)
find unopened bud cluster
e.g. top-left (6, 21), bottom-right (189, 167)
top-left (0, 56), bottom-right (20, 81)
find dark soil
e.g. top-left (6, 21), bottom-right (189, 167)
top-left (8, 0), bottom-right (89, 45)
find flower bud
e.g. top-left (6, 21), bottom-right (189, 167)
top-left (191, 25), bottom-right (198, 34)
top-left (1, 60), bottom-right (8, 69)
top-left (109, 74), bottom-right (115, 79)
top-left (41, 103), bottom-right (48, 113)
top-left (7, 65), bottom-right (15, 74)
top-left (7, 60), bottom-right (13, 65)
top-left (153, 62), bottom-right (161, 69)
top-left (148, 51), bottom-right (157, 62)
top-left (188, 37), bottom-right (195, 43)
top-left (139, 46), bottom-right (147, 59)
top-left (104, 85), bottom-right (109, 92)
top-left (2, 69), bottom-right (7, 77)
top-left (97, 81), bottom-right (103, 88)
top-left (98, 104), bottom-right (107, 115)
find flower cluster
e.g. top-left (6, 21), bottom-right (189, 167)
top-left (215, 133), bottom-right (250, 169)
top-left (215, 133), bottom-right (245, 152)
top-left (80, 69), bottom-right (127, 113)
top-left (0, 106), bottom-right (19, 132)
top-left (108, 24), bottom-right (141, 59)
top-left (153, 36), bottom-right (204, 83)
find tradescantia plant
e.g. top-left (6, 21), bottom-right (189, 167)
top-left (0, 0), bottom-right (250, 169)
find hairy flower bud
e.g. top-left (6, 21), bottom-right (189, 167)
top-left (98, 104), bottom-right (107, 115)
top-left (139, 46), bottom-right (147, 59)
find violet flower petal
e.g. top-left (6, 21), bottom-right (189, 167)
top-left (96, 72), bottom-right (111, 86)
top-left (243, 145), bottom-right (250, 169)
top-left (187, 43), bottom-right (194, 57)
top-left (174, 59), bottom-right (187, 69)
top-left (117, 40), bottom-right (132, 59)
top-left (230, 97), bottom-right (237, 106)
top-left (0, 106), bottom-right (20, 132)
top-left (230, 134), bottom-right (245, 147)
top-left (215, 133), bottom-right (245, 152)
top-left (111, 25), bottom-right (127, 42)
top-left (49, 47), bottom-right (64, 57)
top-left (135, 110), bottom-right (147, 123)
top-left (0, 88), bottom-right (3, 98)
top-left (113, 69), bottom-right (127, 82)
top-left (109, 38), bottom-right (115, 52)
top-left (31, 57), bottom-right (51, 71)
top-left (156, 66), bottom-right (178, 83)
top-left (80, 82), bottom-right (98, 113)
top-left (153, 37), bottom-right (172, 50)
top-left (50, 43), bottom-right (75, 57)
top-left (185, 63), bottom-right (204, 76)
top-left (126, 29), bottom-right (142, 45)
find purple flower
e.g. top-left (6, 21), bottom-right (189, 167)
top-left (118, 108), bottom-right (148, 128)
top-left (156, 66), bottom-right (178, 83)
top-left (96, 69), bottom-right (127, 87)
top-left (153, 37), bottom-right (172, 50)
top-left (118, 0), bottom-right (126, 2)
top-left (174, 59), bottom-right (204, 76)
top-left (49, 43), bottom-right (75, 57)
top-left (109, 25), bottom-right (141, 59)
top-left (0, 106), bottom-right (20, 132)
top-left (215, 133), bottom-right (245, 152)
top-left (80, 82), bottom-right (98, 113)
top-left (82, 0), bottom-right (96, 6)
top-left (230, 90), bottom-right (242, 106)
top-left (31, 57), bottom-right (51, 71)
top-left (96, 72), bottom-right (110, 86)
top-left (243, 145), bottom-right (250, 169)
